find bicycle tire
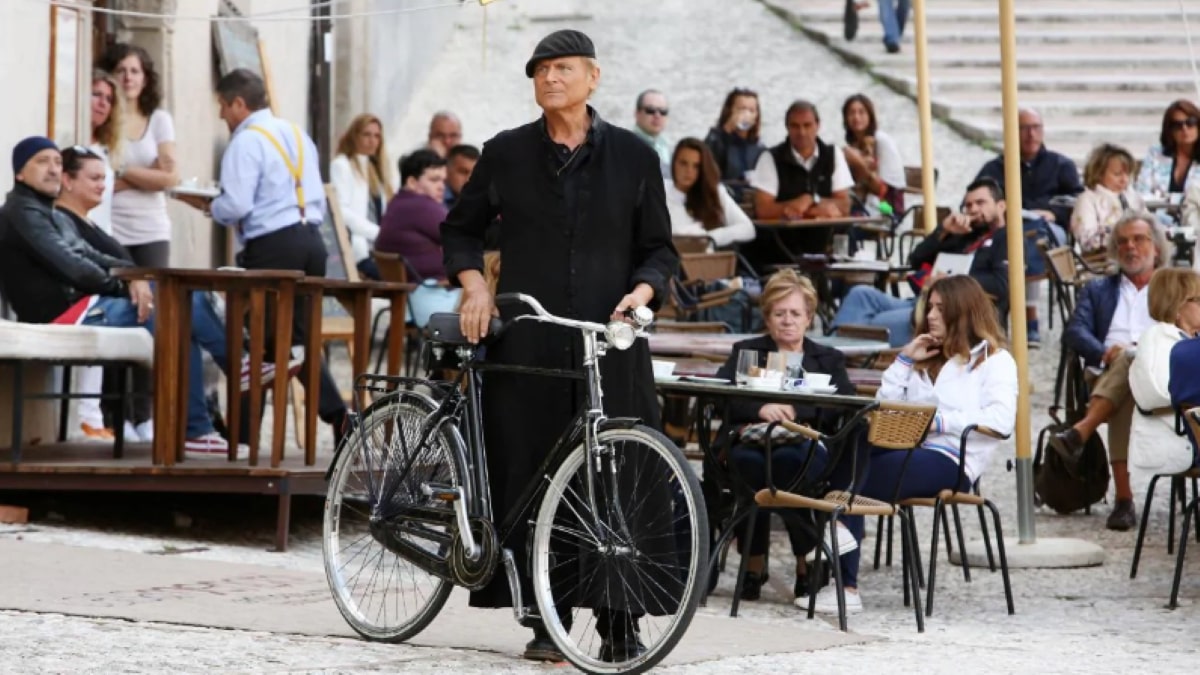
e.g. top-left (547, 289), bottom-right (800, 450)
top-left (530, 425), bottom-right (708, 674)
top-left (323, 389), bottom-right (463, 642)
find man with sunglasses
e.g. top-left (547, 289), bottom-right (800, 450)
top-left (1053, 212), bottom-right (1168, 532)
top-left (632, 89), bottom-right (671, 171)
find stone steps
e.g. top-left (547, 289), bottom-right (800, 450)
top-left (761, 0), bottom-right (1200, 163)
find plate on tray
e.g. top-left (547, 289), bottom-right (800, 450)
top-left (792, 384), bottom-right (838, 395)
top-left (169, 185), bottom-right (221, 199)
top-left (654, 375), bottom-right (681, 382)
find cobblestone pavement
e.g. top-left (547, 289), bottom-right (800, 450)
top-left (2, 0), bottom-right (1199, 672)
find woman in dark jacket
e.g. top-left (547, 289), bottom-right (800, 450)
top-left (704, 88), bottom-right (767, 201)
top-left (715, 269), bottom-right (854, 602)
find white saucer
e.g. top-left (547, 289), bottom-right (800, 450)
top-left (792, 384), bottom-right (838, 394)
top-left (682, 376), bottom-right (729, 384)
top-left (654, 375), bottom-right (680, 382)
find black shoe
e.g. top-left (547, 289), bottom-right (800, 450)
top-left (885, 41), bottom-right (901, 54)
top-left (794, 574), bottom-right (808, 599)
top-left (523, 624), bottom-right (565, 662)
top-left (1106, 499), bottom-right (1137, 532)
top-left (1048, 428), bottom-right (1084, 463)
top-left (599, 635), bottom-right (648, 662)
top-left (741, 571), bottom-right (764, 600)
top-left (843, 0), bottom-right (859, 40)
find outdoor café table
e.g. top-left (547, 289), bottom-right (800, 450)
top-left (647, 331), bottom-right (890, 360)
top-left (113, 267), bottom-right (303, 468)
top-left (296, 277), bottom-right (415, 464)
top-left (657, 358), bottom-right (883, 395)
top-left (653, 377), bottom-right (876, 608)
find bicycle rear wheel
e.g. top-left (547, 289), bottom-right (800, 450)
top-left (323, 390), bottom-right (462, 642)
top-left (530, 425), bottom-right (708, 674)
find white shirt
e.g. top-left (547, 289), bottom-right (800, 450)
top-left (86, 142), bottom-right (115, 235)
top-left (664, 180), bottom-right (755, 248)
top-left (110, 109), bottom-right (175, 246)
top-left (748, 141), bottom-right (854, 198)
top-left (872, 130), bottom-right (906, 189)
top-left (1105, 275), bottom-right (1153, 348)
top-left (210, 109), bottom-right (325, 243)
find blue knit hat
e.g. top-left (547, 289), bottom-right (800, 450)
top-left (12, 136), bottom-right (58, 175)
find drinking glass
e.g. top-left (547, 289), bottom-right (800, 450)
top-left (735, 350), bottom-right (760, 385)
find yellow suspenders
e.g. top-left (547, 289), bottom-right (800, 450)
top-left (248, 124), bottom-right (307, 221)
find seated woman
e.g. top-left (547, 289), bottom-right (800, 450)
top-left (840, 94), bottom-right (905, 217)
top-left (1136, 99), bottom-right (1200, 199)
top-left (820, 275), bottom-right (1017, 614)
top-left (51, 146), bottom-right (265, 455)
top-left (703, 88), bottom-right (767, 201)
top-left (1129, 268), bottom-right (1200, 475)
top-left (715, 269), bottom-right (855, 602)
top-left (665, 138), bottom-right (755, 249)
top-left (1072, 143), bottom-right (1146, 255)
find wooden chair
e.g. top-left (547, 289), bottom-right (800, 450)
top-left (653, 321), bottom-right (731, 334)
top-left (369, 249), bottom-right (424, 376)
top-left (755, 401), bottom-right (933, 632)
top-left (673, 235), bottom-right (713, 254)
top-left (903, 166), bottom-right (940, 195)
top-left (667, 252), bottom-right (744, 326)
top-left (832, 324), bottom-right (895, 371)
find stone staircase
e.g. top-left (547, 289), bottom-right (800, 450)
top-left (759, 0), bottom-right (1200, 164)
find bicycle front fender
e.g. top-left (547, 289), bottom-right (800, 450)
top-left (597, 417), bottom-right (644, 432)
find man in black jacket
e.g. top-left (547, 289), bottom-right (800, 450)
top-left (830, 177), bottom-right (1017, 346)
top-left (0, 137), bottom-right (235, 454)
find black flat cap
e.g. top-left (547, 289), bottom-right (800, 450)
top-left (524, 29), bottom-right (596, 77)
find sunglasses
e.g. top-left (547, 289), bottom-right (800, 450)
top-left (65, 145), bottom-right (102, 160)
top-left (1170, 116), bottom-right (1199, 131)
top-left (640, 106), bottom-right (669, 117)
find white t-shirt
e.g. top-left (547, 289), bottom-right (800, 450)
top-left (1104, 275), bottom-right (1152, 349)
top-left (749, 141), bottom-right (854, 198)
top-left (86, 142), bottom-right (115, 236)
top-left (664, 180), bottom-right (756, 248)
top-left (110, 109), bottom-right (175, 246)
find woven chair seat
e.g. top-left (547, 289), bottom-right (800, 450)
top-left (901, 490), bottom-right (986, 508)
top-left (868, 401), bottom-right (938, 449)
top-left (755, 488), bottom-right (899, 517)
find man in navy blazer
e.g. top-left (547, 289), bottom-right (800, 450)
top-left (1055, 213), bottom-right (1168, 531)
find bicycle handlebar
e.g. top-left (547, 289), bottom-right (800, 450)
top-left (494, 292), bottom-right (652, 340)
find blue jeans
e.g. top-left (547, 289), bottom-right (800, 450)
top-left (879, 0), bottom-right (910, 47)
top-left (730, 441), bottom-right (828, 556)
top-left (831, 285), bottom-right (914, 347)
top-left (82, 293), bottom-right (230, 438)
top-left (837, 445), bottom-right (970, 588)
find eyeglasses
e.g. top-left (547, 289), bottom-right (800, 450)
top-left (1018, 123), bottom-right (1043, 132)
top-left (1170, 117), bottom-right (1199, 131)
top-left (1115, 233), bottom-right (1153, 247)
top-left (640, 106), bottom-right (669, 117)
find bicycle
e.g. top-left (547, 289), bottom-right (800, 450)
top-left (323, 293), bottom-right (709, 674)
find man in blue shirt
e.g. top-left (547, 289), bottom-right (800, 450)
top-left (202, 69), bottom-right (348, 442)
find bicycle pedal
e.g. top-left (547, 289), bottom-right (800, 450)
top-left (421, 483), bottom-right (461, 502)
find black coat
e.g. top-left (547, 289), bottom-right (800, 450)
top-left (442, 109), bottom-right (679, 609)
top-left (715, 335), bottom-right (855, 432)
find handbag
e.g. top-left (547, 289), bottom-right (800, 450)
top-left (407, 280), bottom-right (462, 328)
top-left (737, 421), bottom-right (811, 446)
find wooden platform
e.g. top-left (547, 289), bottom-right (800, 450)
top-left (0, 442), bottom-right (330, 551)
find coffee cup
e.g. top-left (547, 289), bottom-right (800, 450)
top-left (652, 360), bottom-right (676, 378)
top-left (804, 372), bottom-right (832, 388)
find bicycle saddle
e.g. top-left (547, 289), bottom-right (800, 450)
top-left (426, 312), bottom-right (504, 345)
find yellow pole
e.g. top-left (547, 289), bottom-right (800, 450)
top-left (998, 0), bottom-right (1035, 543)
top-left (912, 0), bottom-right (938, 234)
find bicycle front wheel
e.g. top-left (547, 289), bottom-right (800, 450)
top-left (530, 425), bottom-right (708, 675)
top-left (323, 390), bottom-right (462, 642)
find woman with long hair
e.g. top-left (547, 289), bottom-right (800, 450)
top-left (331, 113), bottom-right (395, 279)
top-left (666, 138), bottom-right (754, 247)
top-left (88, 69), bottom-right (124, 234)
top-left (704, 88), bottom-right (767, 198)
top-left (1136, 99), bottom-right (1200, 197)
top-left (841, 93), bottom-right (905, 216)
top-left (1072, 143), bottom-right (1146, 254)
top-left (97, 43), bottom-right (179, 275)
top-left (815, 275), bottom-right (1017, 615)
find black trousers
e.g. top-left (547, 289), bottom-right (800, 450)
top-left (238, 224), bottom-right (347, 429)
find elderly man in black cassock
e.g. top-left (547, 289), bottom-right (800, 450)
top-left (441, 30), bottom-right (679, 663)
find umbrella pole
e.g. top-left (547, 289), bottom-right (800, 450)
top-left (912, 0), bottom-right (937, 234)
top-left (998, 0), bottom-right (1035, 544)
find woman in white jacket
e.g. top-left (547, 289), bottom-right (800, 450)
top-left (814, 275), bottom-right (1018, 615)
top-left (665, 137), bottom-right (755, 249)
top-left (1071, 144), bottom-right (1146, 256)
top-left (1128, 268), bottom-right (1200, 475)
top-left (330, 113), bottom-right (395, 279)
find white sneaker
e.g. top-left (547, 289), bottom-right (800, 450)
top-left (135, 420), bottom-right (154, 443)
top-left (805, 522), bottom-right (859, 561)
top-left (807, 584), bottom-right (863, 615)
top-left (184, 432), bottom-right (229, 455)
top-left (124, 421), bottom-right (140, 442)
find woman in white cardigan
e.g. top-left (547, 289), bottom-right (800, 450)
top-left (330, 113), bottom-right (395, 279)
top-left (817, 275), bottom-right (1018, 615)
top-left (1129, 268), bottom-right (1200, 475)
top-left (1071, 144), bottom-right (1146, 255)
top-left (665, 137), bottom-right (755, 249)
